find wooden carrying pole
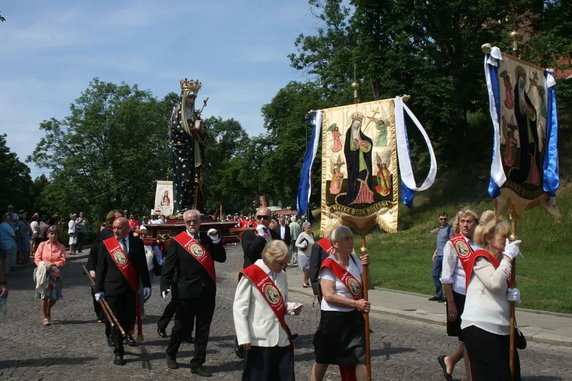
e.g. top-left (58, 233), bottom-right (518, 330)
top-left (509, 213), bottom-right (518, 380)
top-left (83, 265), bottom-right (126, 337)
top-left (508, 31), bottom-right (521, 381)
top-left (360, 235), bottom-right (372, 381)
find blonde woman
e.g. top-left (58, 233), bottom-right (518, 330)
top-left (461, 211), bottom-right (522, 381)
top-left (234, 240), bottom-right (303, 380)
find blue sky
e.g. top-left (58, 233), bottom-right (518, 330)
top-left (0, 1), bottom-right (320, 178)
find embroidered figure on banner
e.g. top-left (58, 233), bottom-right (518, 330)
top-left (336, 112), bottom-right (375, 206)
top-left (329, 156), bottom-right (345, 195)
top-left (511, 65), bottom-right (543, 187)
top-left (328, 124), bottom-right (343, 153)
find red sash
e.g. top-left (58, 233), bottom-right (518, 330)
top-left (239, 264), bottom-right (292, 342)
top-left (464, 249), bottom-right (501, 288)
top-left (320, 257), bottom-right (363, 300)
top-left (317, 237), bottom-right (335, 255)
top-left (103, 237), bottom-right (143, 338)
top-left (173, 232), bottom-right (216, 282)
top-left (448, 233), bottom-right (476, 288)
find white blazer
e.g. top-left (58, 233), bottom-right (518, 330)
top-left (233, 259), bottom-right (294, 348)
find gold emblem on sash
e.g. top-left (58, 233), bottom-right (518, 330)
top-left (348, 278), bottom-right (361, 296)
top-left (114, 251), bottom-right (127, 265)
top-left (455, 241), bottom-right (470, 257)
top-left (263, 284), bottom-right (280, 305)
top-left (187, 243), bottom-right (204, 258)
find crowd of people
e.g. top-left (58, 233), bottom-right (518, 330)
top-left (0, 203), bottom-right (524, 380)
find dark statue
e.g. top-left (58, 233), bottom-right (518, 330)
top-left (169, 78), bottom-right (208, 215)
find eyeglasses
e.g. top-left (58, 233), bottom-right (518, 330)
top-left (439, 218), bottom-right (447, 221)
top-left (185, 219), bottom-right (200, 224)
top-left (256, 215), bottom-right (270, 220)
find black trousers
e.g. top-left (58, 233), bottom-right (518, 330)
top-left (157, 299), bottom-right (177, 331)
top-left (166, 293), bottom-right (215, 367)
top-left (462, 325), bottom-right (521, 381)
top-left (106, 292), bottom-right (136, 356)
top-left (243, 345), bottom-right (294, 381)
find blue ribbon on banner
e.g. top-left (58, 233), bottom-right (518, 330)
top-left (296, 112), bottom-right (321, 216)
top-left (487, 62), bottom-right (501, 198)
top-left (543, 71), bottom-right (560, 196)
top-left (399, 114), bottom-right (415, 208)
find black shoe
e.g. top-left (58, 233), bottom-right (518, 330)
top-left (107, 336), bottom-right (113, 347)
top-left (114, 355), bottom-right (126, 366)
top-left (157, 327), bottom-right (168, 338)
top-left (191, 365), bottom-right (212, 377)
top-left (438, 298), bottom-right (447, 303)
top-left (428, 296), bottom-right (440, 301)
top-left (166, 354), bottom-right (178, 369)
top-left (437, 355), bottom-right (452, 381)
top-left (124, 334), bottom-right (138, 347)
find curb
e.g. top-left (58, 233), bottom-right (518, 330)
top-left (288, 286), bottom-right (572, 348)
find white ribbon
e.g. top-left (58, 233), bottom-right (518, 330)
top-left (484, 47), bottom-right (507, 188)
top-left (394, 96), bottom-right (437, 191)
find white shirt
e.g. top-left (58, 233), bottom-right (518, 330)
top-left (461, 257), bottom-right (512, 335)
top-left (440, 234), bottom-right (479, 295)
top-left (68, 219), bottom-right (77, 234)
top-left (319, 253), bottom-right (362, 312)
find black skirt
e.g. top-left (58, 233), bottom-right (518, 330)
top-left (447, 291), bottom-right (465, 338)
top-left (313, 309), bottom-right (365, 365)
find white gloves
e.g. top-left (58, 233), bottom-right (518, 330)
top-left (503, 239), bottom-right (522, 261)
top-left (143, 287), bottom-right (151, 300)
top-left (94, 292), bottom-right (105, 302)
top-left (208, 228), bottom-right (221, 244)
top-left (506, 288), bottom-right (521, 303)
top-left (256, 224), bottom-right (266, 236)
top-left (162, 290), bottom-right (171, 300)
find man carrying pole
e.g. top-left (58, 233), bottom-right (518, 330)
top-left (94, 217), bottom-right (151, 366)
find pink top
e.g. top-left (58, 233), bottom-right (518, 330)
top-left (35, 240), bottom-right (66, 268)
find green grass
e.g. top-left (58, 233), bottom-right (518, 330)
top-left (312, 178), bottom-right (572, 314)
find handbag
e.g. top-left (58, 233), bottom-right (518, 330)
top-left (515, 327), bottom-right (527, 349)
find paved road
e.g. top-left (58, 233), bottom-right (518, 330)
top-left (1, 245), bottom-right (571, 380)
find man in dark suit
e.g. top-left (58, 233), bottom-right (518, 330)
top-left (274, 214), bottom-right (292, 247)
top-left (161, 209), bottom-right (226, 377)
top-left (309, 238), bottom-right (332, 299)
top-left (94, 217), bottom-right (151, 366)
top-left (86, 209), bottom-right (122, 344)
top-left (241, 206), bottom-right (279, 268)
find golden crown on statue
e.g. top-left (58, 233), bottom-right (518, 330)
top-left (180, 78), bottom-right (202, 93)
top-left (350, 111), bottom-right (364, 121)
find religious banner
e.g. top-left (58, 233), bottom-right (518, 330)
top-left (313, 97), bottom-right (436, 237)
top-left (484, 47), bottom-right (561, 220)
top-left (320, 99), bottom-right (398, 236)
top-left (154, 180), bottom-right (174, 217)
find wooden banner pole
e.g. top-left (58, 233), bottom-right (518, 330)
top-left (509, 212), bottom-right (518, 380)
top-left (360, 234), bottom-right (372, 381)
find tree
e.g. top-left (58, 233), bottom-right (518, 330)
top-left (202, 116), bottom-right (251, 213)
top-left (0, 134), bottom-right (33, 210)
top-left (261, 81), bottom-right (330, 208)
top-left (28, 78), bottom-right (176, 225)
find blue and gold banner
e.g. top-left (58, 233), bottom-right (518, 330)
top-left (319, 99), bottom-right (399, 236)
top-left (484, 48), bottom-right (561, 220)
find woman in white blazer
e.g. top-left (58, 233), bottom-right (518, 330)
top-left (233, 240), bottom-right (303, 381)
